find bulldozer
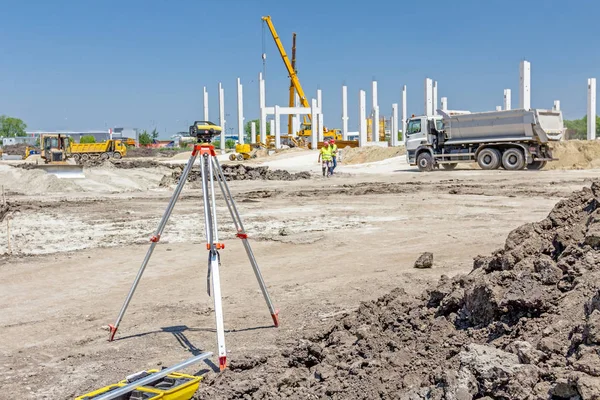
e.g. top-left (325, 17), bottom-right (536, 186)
top-left (30, 134), bottom-right (85, 178)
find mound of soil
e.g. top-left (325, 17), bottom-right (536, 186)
top-left (548, 140), bottom-right (600, 170)
top-left (341, 146), bottom-right (406, 165)
top-left (160, 164), bottom-right (311, 186)
top-left (196, 182), bottom-right (600, 399)
top-left (1, 143), bottom-right (29, 156)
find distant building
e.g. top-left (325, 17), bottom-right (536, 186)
top-left (23, 127), bottom-right (139, 144)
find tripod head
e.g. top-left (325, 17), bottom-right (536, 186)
top-left (189, 121), bottom-right (222, 144)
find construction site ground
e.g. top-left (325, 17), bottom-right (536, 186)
top-left (1, 146), bottom-right (600, 399)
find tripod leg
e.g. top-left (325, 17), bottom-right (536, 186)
top-left (108, 152), bottom-right (198, 341)
top-left (200, 153), bottom-right (227, 371)
top-left (212, 157), bottom-right (279, 327)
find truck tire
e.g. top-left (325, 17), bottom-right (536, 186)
top-left (81, 154), bottom-right (90, 161)
top-left (416, 152), bottom-right (434, 172)
top-left (527, 160), bottom-right (547, 170)
top-left (100, 153), bottom-right (109, 160)
top-left (73, 154), bottom-right (81, 162)
top-left (477, 148), bottom-right (501, 170)
top-left (502, 148), bottom-right (525, 170)
top-left (237, 154), bottom-right (244, 161)
top-left (442, 163), bottom-right (457, 170)
top-left (229, 154), bottom-right (236, 161)
top-left (113, 152), bottom-right (122, 159)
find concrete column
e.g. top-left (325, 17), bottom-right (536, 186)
top-left (237, 78), bottom-right (244, 144)
top-left (433, 81), bottom-right (438, 115)
top-left (359, 90), bottom-right (367, 146)
top-left (274, 105), bottom-right (281, 149)
top-left (588, 78), bottom-right (597, 140)
top-left (402, 85), bottom-right (407, 144)
top-left (519, 60), bottom-right (531, 110)
top-left (218, 82), bottom-right (225, 151)
top-left (317, 89), bottom-right (323, 132)
top-left (203, 87), bottom-right (209, 121)
top-left (553, 100), bottom-right (560, 111)
top-left (392, 103), bottom-right (399, 146)
top-left (251, 121), bottom-right (256, 144)
top-left (503, 89), bottom-right (512, 110)
top-left (372, 81), bottom-right (379, 142)
top-left (496, 106), bottom-right (502, 111)
top-left (424, 78), bottom-right (433, 117)
top-left (269, 119), bottom-right (275, 146)
top-left (310, 98), bottom-right (318, 149)
top-left (342, 85), bottom-right (348, 140)
top-left (441, 97), bottom-right (448, 112)
top-left (294, 93), bottom-right (301, 135)
top-left (259, 73), bottom-right (267, 144)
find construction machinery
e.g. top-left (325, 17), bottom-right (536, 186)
top-left (31, 133), bottom-right (85, 178)
top-left (71, 139), bottom-right (127, 162)
top-left (406, 108), bottom-right (564, 171)
top-left (262, 16), bottom-right (357, 147)
top-left (228, 143), bottom-right (258, 161)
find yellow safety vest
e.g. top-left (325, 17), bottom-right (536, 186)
top-left (320, 146), bottom-right (332, 161)
top-left (329, 144), bottom-right (338, 156)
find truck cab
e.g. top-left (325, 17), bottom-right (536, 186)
top-left (405, 115), bottom-right (443, 165)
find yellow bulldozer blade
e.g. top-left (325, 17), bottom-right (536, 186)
top-left (32, 164), bottom-right (85, 179)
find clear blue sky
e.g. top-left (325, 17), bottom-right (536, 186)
top-left (1, 0), bottom-right (598, 138)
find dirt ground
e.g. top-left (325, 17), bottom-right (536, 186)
top-left (1, 148), bottom-right (599, 399)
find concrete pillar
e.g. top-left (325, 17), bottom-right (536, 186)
top-left (251, 121), bottom-right (256, 144)
top-left (519, 60), bottom-right (531, 110)
top-left (342, 85), bottom-right (348, 140)
top-left (372, 80), bottom-right (379, 142)
top-left (402, 85), bottom-right (407, 144)
top-left (274, 105), bottom-right (281, 149)
top-left (588, 78), bottom-right (597, 140)
top-left (259, 72), bottom-right (267, 144)
top-left (203, 87), bottom-right (209, 121)
top-left (424, 78), bottom-right (433, 117)
top-left (359, 90), bottom-right (367, 147)
top-left (503, 89), bottom-right (512, 110)
top-left (294, 93), bottom-right (301, 135)
top-left (553, 100), bottom-right (560, 111)
top-left (317, 89), bottom-right (323, 133)
top-left (441, 97), bottom-right (448, 112)
top-left (310, 98), bottom-right (318, 149)
top-left (496, 106), bottom-right (502, 111)
top-left (391, 103), bottom-right (398, 146)
top-left (433, 81), bottom-right (438, 115)
top-left (269, 119), bottom-right (275, 146)
top-left (218, 82), bottom-right (225, 151)
top-left (237, 78), bottom-right (244, 144)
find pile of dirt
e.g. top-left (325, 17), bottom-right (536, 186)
top-left (1, 143), bottom-right (29, 156)
top-left (196, 182), bottom-right (600, 399)
top-left (160, 164), bottom-right (311, 186)
top-left (125, 147), bottom-right (158, 158)
top-left (548, 140), bottom-right (600, 170)
top-left (341, 146), bottom-right (406, 165)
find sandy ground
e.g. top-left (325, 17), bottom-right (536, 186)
top-left (1, 149), bottom-right (599, 399)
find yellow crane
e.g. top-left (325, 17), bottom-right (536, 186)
top-left (262, 16), bottom-right (353, 147)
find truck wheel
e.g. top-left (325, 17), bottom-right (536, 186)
top-left (442, 163), bottom-right (457, 170)
top-left (237, 154), bottom-right (244, 161)
top-left (81, 154), bottom-right (90, 161)
top-left (229, 154), bottom-right (236, 161)
top-left (477, 148), bottom-right (501, 170)
top-left (113, 152), bottom-right (122, 159)
top-left (73, 154), bottom-right (81, 162)
top-left (527, 160), bottom-right (547, 170)
top-left (416, 152), bottom-right (434, 172)
top-left (502, 148), bottom-right (525, 170)
top-left (100, 153), bottom-right (109, 160)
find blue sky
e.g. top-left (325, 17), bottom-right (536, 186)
top-left (0, 0), bottom-right (598, 138)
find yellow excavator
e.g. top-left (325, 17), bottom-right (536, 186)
top-left (30, 134), bottom-right (85, 178)
top-left (261, 16), bottom-right (358, 149)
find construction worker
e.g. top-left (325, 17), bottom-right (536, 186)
top-left (318, 140), bottom-right (333, 177)
top-left (329, 139), bottom-right (338, 174)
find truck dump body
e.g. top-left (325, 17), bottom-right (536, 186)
top-left (442, 109), bottom-right (563, 144)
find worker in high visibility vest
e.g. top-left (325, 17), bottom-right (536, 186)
top-left (329, 139), bottom-right (338, 174)
top-left (318, 140), bottom-right (333, 177)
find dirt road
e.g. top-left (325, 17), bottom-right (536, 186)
top-left (0, 157), bottom-right (598, 399)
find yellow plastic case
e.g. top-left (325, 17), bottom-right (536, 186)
top-left (118, 369), bottom-right (201, 400)
top-left (75, 382), bottom-right (163, 399)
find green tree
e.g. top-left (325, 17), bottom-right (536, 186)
top-left (80, 135), bottom-right (96, 144)
top-left (244, 119), bottom-right (270, 142)
top-left (139, 130), bottom-right (153, 145)
top-left (225, 139), bottom-right (236, 149)
top-left (564, 115), bottom-right (600, 140)
top-left (0, 115), bottom-right (27, 137)
top-left (151, 128), bottom-right (159, 141)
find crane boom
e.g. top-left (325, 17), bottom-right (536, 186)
top-left (261, 16), bottom-right (311, 116)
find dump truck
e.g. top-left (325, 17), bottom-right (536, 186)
top-left (70, 139), bottom-right (127, 162)
top-left (406, 108), bottom-right (564, 172)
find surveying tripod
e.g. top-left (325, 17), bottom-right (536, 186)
top-left (107, 143), bottom-right (279, 371)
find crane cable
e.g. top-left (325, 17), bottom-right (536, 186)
top-left (261, 20), bottom-right (266, 79)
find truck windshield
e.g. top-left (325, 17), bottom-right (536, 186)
top-left (436, 120), bottom-right (444, 131)
top-left (406, 120), bottom-right (421, 135)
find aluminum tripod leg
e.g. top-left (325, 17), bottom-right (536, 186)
top-left (200, 153), bottom-right (227, 371)
top-left (212, 156), bottom-right (279, 327)
top-left (108, 152), bottom-right (198, 341)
